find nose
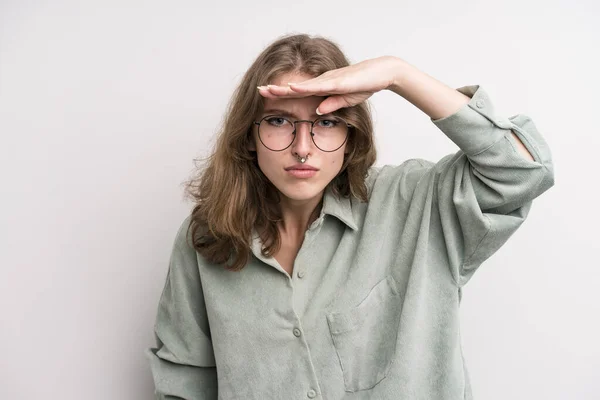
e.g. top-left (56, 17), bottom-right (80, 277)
top-left (291, 120), bottom-right (314, 154)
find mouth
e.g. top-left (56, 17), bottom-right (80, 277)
top-left (286, 169), bottom-right (317, 178)
top-left (284, 164), bottom-right (319, 171)
top-left (284, 163), bottom-right (319, 178)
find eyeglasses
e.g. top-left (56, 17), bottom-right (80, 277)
top-left (253, 115), bottom-right (352, 152)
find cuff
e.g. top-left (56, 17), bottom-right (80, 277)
top-left (431, 85), bottom-right (514, 156)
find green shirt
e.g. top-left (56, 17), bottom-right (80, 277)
top-left (146, 85), bottom-right (554, 399)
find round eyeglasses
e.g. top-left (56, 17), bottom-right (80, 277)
top-left (253, 115), bottom-right (352, 152)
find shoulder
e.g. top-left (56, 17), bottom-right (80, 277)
top-left (172, 214), bottom-right (200, 253)
top-left (366, 158), bottom-right (434, 191)
top-left (359, 159), bottom-right (437, 207)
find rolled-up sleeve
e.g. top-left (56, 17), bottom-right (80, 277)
top-left (145, 217), bottom-right (218, 399)
top-left (420, 85), bottom-right (555, 286)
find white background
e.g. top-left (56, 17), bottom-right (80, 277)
top-left (1, 0), bottom-right (598, 399)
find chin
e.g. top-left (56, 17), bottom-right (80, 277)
top-left (276, 181), bottom-right (326, 202)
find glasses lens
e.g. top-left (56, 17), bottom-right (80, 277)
top-left (259, 117), bottom-right (295, 150)
top-left (312, 117), bottom-right (349, 151)
top-left (258, 116), bottom-right (350, 151)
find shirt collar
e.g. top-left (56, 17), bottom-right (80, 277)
top-left (249, 185), bottom-right (358, 267)
top-left (319, 185), bottom-right (358, 231)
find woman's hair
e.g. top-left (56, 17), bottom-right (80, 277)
top-left (183, 33), bottom-right (377, 271)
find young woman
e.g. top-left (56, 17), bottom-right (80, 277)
top-left (146, 33), bottom-right (554, 399)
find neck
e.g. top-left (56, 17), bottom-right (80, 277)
top-left (278, 190), bottom-right (324, 238)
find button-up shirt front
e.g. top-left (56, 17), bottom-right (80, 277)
top-left (146, 85), bottom-right (554, 399)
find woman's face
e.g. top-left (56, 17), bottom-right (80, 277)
top-left (249, 72), bottom-right (349, 203)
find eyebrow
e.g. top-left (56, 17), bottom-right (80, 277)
top-left (262, 108), bottom-right (333, 118)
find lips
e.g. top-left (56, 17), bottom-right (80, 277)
top-left (284, 164), bottom-right (319, 171)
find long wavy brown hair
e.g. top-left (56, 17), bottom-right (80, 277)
top-left (183, 33), bottom-right (377, 271)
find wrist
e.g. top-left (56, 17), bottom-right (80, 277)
top-left (385, 56), bottom-right (410, 95)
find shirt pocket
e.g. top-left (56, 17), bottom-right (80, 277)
top-left (326, 275), bottom-right (403, 392)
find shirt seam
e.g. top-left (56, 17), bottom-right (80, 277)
top-left (459, 213), bottom-right (492, 288)
top-left (468, 132), bottom-right (506, 158)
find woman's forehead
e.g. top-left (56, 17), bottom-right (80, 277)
top-left (261, 95), bottom-right (326, 116)
top-left (263, 92), bottom-right (326, 112)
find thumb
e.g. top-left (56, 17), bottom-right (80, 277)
top-left (317, 92), bottom-right (373, 115)
top-left (316, 95), bottom-right (349, 115)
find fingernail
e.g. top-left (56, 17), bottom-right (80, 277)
top-left (316, 108), bottom-right (323, 115)
top-left (257, 86), bottom-right (267, 90)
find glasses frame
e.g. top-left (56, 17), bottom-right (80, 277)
top-left (253, 115), bottom-right (353, 152)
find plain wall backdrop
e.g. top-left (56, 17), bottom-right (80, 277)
top-left (1, 0), bottom-right (598, 399)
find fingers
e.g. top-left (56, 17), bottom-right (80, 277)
top-left (257, 84), bottom-right (309, 98)
top-left (256, 86), bottom-right (278, 98)
top-left (288, 79), bottom-right (339, 94)
top-left (257, 78), bottom-right (341, 98)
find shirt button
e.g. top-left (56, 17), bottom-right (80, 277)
top-left (494, 117), bottom-right (512, 129)
top-left (476, 99), bottom-right (485, 108)
top-left (307, 389), bottom-right (317, 398)
top-left (293, 328), bottom-right (301, 337)
top-left (297, 270), bottom-right (306, 278)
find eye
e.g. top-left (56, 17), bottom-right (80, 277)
top-left (317, 119), bottom-right (340, 128)
top-left (265, 116), bottom-right (289, 126)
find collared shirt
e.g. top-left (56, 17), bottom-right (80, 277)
top-left (146, 85), bottom-right (554, 400)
